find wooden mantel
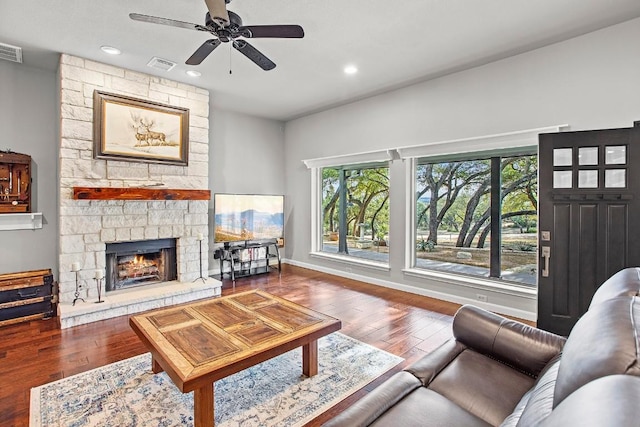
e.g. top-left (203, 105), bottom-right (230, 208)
top-left (72, 187), bottom-right (210, 201)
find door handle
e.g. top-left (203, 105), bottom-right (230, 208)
top-left (541, 246), bottom-right (551, 277)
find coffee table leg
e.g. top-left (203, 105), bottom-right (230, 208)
top-left (194, 384), bottom-right (215, 427)
top-left (151, 357), bottom-right (163, 374)
top-left (302, 340), bottom-right (318, 377)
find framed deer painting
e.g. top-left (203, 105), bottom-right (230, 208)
top-left (93, 91), bottom-right (189, 166)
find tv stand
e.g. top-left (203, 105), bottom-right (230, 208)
top-left (214, 239), bottom-right (281, 285)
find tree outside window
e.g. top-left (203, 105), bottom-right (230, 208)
top-left (414, 154), bottom-right (537, 285)
top-left (321, 166), bottom-right (390, 263)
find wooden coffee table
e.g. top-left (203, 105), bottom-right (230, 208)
top-left (129, 290), bottom-right (341, 427)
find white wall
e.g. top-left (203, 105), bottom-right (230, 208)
top-left (0, 60), bottom-right (58, 275)
top-left (208, 108), bottom-right (285, 271)
top-left (209, 108), bottom-right (285, 195)
top-left (284, 17), bottom-right (640, 318)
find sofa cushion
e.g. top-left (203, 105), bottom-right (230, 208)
top-left (553, 296), bottom-right (640, 407)
top-left (370, 387), bottom-right (492, 427)
top-left (321, 371), bottom-right (422, 427)
top-left (428, 349), bottom-right (535, 426)
top-left (541, 375), bottom-right (640, 427)
top-left (589, 267), bottom-right (640, 308)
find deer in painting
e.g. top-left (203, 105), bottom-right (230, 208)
top-left (134, 130), bottom-right (149, 145)
top-left (130, 112), bottom-right (150, 146)
top-left (141, 119), bottom-right (166, 146)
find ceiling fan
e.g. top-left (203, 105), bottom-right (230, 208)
top-left (129, 0), bottom-right (304, 71)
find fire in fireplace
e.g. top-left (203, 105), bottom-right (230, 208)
top-left (105, 239), bottom-right (177, 292)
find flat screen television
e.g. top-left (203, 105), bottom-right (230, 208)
top-left (213, 193), bottom-right (284, 243)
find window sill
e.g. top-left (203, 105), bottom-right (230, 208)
top-left (309, 251), bottom-right (390, 272)
top-left (402, 267), bottom-right (537, 299)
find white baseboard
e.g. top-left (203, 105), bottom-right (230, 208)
top-left (282, 258), bottom-right (537, 321)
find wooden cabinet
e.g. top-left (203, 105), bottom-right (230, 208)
top-left (0, 269), bottom-right (55, 327)
top-left (214, 239), bottom-right (281, 285)
top-left (0, 151), bottom-right (32, 213)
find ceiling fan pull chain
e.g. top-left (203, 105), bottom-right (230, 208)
top-left (229, 43), bottom-right (232, 74)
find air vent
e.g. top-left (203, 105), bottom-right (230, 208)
top-left (147, 56), bottom-right (176, 72)
top-left (0, 42), bottom-right (23, 63)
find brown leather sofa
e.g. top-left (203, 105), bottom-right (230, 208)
top-left (323, 267), bottom-right (640, 427)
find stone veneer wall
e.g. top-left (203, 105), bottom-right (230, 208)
top-left (58, 54), bottom-right (210, 303)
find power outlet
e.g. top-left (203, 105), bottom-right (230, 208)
top-left (476, 294), bottom-right (488, 302)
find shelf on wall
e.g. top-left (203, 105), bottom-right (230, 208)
top-left (0, 212), bottom-right (43, 231)
top-left (72, 187), bottom-right (211, 201)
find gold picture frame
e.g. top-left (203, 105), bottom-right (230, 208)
top-left (93, 91), bottom-right (189, 166)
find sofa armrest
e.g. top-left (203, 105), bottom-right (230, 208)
top-left (453, 305), bottom-right (565, 376)
top-left (322, 371), bottom-right (422, 427)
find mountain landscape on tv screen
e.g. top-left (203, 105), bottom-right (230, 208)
top-left (215, 209), bottom-right (284, 242)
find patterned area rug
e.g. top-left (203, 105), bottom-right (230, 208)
top-left (30, 332), bottom-right (402, 427)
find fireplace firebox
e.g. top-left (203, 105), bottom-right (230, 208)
top-left (105, 239), bottom-right (177, 292)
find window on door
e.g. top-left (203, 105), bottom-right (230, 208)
top-left (413, 153), bottom-right (538, 286)
top-left (553, 145), bottom-right (628, 189)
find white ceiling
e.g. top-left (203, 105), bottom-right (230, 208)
top-left (2, 0), bottom-right (640, 121)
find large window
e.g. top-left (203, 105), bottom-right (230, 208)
top-left (414, 153), bottom-right (537, 286)
top-left (321, 165), bottom-right (390, 263)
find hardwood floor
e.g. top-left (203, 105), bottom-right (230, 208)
top-left (0, 265), bottom-right (462, 427)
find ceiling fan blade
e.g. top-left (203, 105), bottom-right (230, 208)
top-left (233, 40), bottom-right (276, 70)
top-left (241, 25), bottom-right (304, 38)
top-left (129, 13), bottom-right (202, 31)
top-left (186, 39), bottom-right (221, 65)
top-left (204, 0), bottom-right (230, 27)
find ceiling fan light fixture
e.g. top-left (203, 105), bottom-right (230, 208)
top-left (344, 65), bottom-right (358, 75)
top-left (186, 70), bottom-right (202, 77)
top-left (100, 45), bottom-right (121, 55)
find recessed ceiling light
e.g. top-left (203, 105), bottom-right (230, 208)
top-left (100, 45), bottom-right (121, 55)
top-left (344, 65), bottom-right (358, 75)
top-left (186, 70), bottom-right (202, 77)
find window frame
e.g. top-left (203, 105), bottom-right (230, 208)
top-left (409, 152), bottom-right (538, 286)
top-left (403, 145), bottom-right (538, 289)
top-left (305, 150), bottom-right (393, 271)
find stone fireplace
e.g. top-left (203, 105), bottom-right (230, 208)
top-left (56, 54), bottom-right (221, 329)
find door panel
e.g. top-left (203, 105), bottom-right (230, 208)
top-left (606, 204), bottom-right (627, 275)
top-left (578, 204), bottom-right (598, 314)
top-left (538, 123), bottom-right (640, 335)
top-left (551, 204), bottom-right (571, 316)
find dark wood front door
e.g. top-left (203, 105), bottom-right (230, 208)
top-left (537, 122), bottom-right (640, 336)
